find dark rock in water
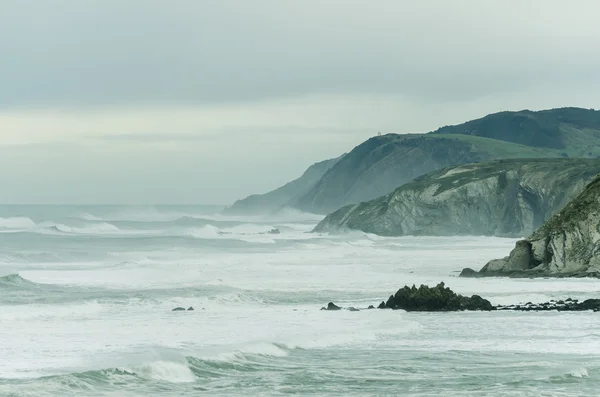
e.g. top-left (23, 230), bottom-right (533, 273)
top-left (377, 301), bottom-right (387, 309)
top-left (461, 294), bottom-right (494, 311)
top-left (321, 302), bottom-right (342, 311)
top-left (499, 298), bottom-right (600, 312)
top-left (347, 307), bottom-right (360, 312)
top-left (172, 307), bottom-right (186, 311)
top-left (367, 305), bottom-right (375, 309)
top-left (459, 268), bottom-right (481, 278)
top-left (579, 299), bottom-right (600, 311)
top-left (267, 228), bottom-right (281, 234)
top-left (384, 282), bottom-right (494, 312)
top-left (187, 307), bottom-right (194, 311)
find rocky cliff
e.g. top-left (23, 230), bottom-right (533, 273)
top-left (314, 158), bottom-right (600, 237)
top-left (462, 172), bottom-right (600, 277)
top-left (223, 156), bottom-right (342, 215)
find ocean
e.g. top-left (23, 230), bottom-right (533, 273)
top-left (0, 205), bottom-right (599, 396)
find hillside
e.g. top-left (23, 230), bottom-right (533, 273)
top-left (432, 107), bottom-right (600, 155)
top-left (462, 173), bottom-right (600, 277)
top-left (293, 133), bottom-right (576, 214)
top-left (226, 108), bottom-right (600, 215)
top-left (313, 158), bottom-right (600, 237)
top-left (223, 156), bottom-right (342, 215)
top-left (294, 108), bottom-right (600, 214)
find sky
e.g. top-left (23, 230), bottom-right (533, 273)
top-left (1, 0), bottom-right (599, 204)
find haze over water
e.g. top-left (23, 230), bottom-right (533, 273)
top-left (1, 205), bottom-right (599, 396)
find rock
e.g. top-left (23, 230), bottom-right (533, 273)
top-left (578, 299), bottom-right (600, 311)
top-left (475, 174), bottom-right (600, 278)
top-left (172, 307), bottom-right (186, 311)
top-left (384, 282), bottom-right (493, 312)
top-left (267, 228), bottom-right (280, 234)
top-left (187, 307), bottom-right (194, 311)
top-left (377, 301), bottom-right (386, 309)
top-left (459, 268), bottom-right (480, 277)
top-left (347, 307), bottom-right (360, 312)
top-left (461, 294), bottom-right (495, 311)
top-left (321, 302), bottom-right (341, 311)
top-left (367, 305), bottom-right (375, 309)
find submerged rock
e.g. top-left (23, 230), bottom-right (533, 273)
top-left (187, 307), bottom-right (194, 311)
top-left (172, 307), bottom-right (186, 311)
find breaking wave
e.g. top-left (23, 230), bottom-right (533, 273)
top-left (0, 216), bottom-right (36, 231)
top-left (0, 273), bottom-right (39, 288)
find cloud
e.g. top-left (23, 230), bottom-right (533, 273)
top-left (0, 0), bottom-right (599, 203)
top-left (1, 0), bottom-right (599, 107)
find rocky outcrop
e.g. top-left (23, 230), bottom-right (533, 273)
top-left (463, 174), bottom-right (600, 277)
top-left (223, 156), bottom-right (342, 215)
top-left (314, 158), bottom-right (600, 237)
top-left (322, 283), bottom-right (600, 312)
top-left (383, 282), bottom-right (494, 311)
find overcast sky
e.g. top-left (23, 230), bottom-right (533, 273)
top-left (1, 0), bottom-right (599, 204)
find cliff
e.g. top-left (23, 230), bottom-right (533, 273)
top-left (463, 173), bottom-right (600, 277)
top-left (314, 158), bottom-right (600, 237)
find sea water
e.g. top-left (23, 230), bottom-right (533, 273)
top-left (0, 205), bottom-right (599, 396)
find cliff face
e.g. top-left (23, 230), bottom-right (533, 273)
top-left (469, 173), bottom-right (600, 277)
top-left (223, 156), bottom-right (342, 215)
top-left (314, 159), bottom-right (600, 238)
top-left (293, 134), bottom-right (561, 214)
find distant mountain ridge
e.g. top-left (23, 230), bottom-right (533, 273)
top-left (223, 156), bottom-right (343, 215)
top-left (226, 107), bottom-right (600, 215)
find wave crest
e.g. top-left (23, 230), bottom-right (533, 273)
top-left (0, 216), bottom-right (36, 231)
top-left (0, 273), bottom-right (38, 288)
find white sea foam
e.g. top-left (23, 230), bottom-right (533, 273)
top-left (3, 205), bottom-right (600, 396)
top-left (569, 367), bottom-right (589, 378)
top-left (0, 216), bottom-right (36, 231)
top-left (126, 360), bottom-right (196, 383)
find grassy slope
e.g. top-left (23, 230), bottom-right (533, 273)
top-left (431, 107), bottom-right (600, 156)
